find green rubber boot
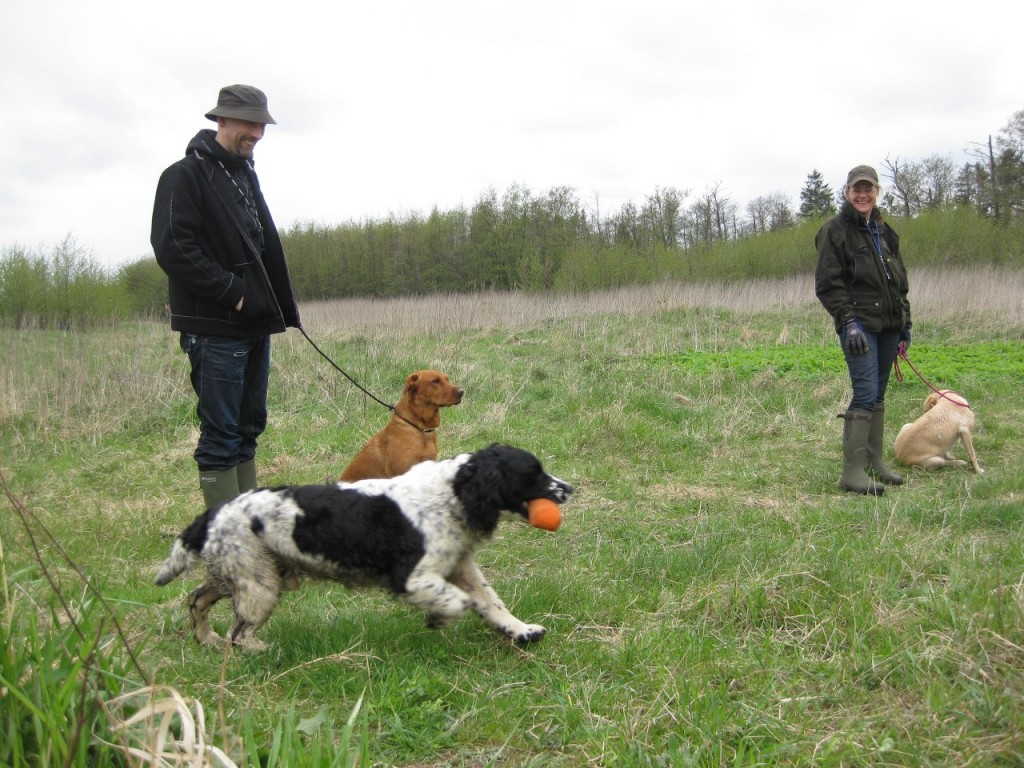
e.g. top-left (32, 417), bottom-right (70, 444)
top-left (236, 460), bottom-right (258, 493)
top-left (867, 405), bottom-right (903, 485)
top-left (838, 411), bottom-right (884, 496)
top-left (199, 466), bottom-right (240, 510)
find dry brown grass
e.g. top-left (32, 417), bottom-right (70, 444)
top-left (3, 266), bottom-right (1019, 443)
top-left (297, 265), bottom-right (1024, 338)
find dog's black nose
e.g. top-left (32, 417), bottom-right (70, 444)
top-left (551, 479), bottom-right (573, 503)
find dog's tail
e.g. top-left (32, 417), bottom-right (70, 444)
top-left (154, 539), bottom-right (199, 586)
top-left (154, 509), bottom-right (212, 586)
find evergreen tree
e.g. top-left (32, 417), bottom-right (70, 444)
top-left (798, 169), bottom-right (836, 219)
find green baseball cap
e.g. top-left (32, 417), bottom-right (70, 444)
top-left (846, 165), bottom-right (879, 187)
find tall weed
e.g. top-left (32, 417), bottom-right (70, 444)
top-left (0, 476), bottom-right (371, 767)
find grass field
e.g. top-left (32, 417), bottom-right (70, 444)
top-left (2, 266), bottom-right (1023, 766)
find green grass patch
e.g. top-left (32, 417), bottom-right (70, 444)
top-left (2, 277), bottom-right (1023, 766)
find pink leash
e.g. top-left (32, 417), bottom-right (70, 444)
top-left (893, 345), bottom-right (972, 409)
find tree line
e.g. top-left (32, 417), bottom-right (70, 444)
top-left (279, 106), bottom-right (1024, 298)
top-left (2, 109), bottom-right (1023, 329)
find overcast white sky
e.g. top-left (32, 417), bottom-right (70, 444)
top-left (2, 0), bottom-right (1021, 269)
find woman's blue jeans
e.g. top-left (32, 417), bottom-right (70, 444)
top-left (841, 327), bottom-right (901, 412)
top-left (181, 333), bottom-right (271, 472)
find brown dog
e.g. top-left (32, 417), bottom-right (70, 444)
top-left (894, 390), bottom-right (984, 473)
top-left (340, 370), bottom-right (464, 481)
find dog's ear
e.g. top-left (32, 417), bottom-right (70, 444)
top-left (453, 450), bottom-right (505, 534)
top-left (925, 392), bottom-right (940, 411)
top-left (405, 372), bottom-right (420, 396)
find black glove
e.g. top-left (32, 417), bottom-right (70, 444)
top-left (898, 324), bottom-right (912, 355)
top-left (842, 318), bottom-right (868, 355)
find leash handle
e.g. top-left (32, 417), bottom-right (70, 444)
top-left (893, 347), bottom-right (972, 409)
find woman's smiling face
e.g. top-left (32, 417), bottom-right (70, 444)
top-left (846, 181), bottom-right (878, 217)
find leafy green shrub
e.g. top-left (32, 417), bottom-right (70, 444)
top-left (0, 237), bottom-right (128, 329)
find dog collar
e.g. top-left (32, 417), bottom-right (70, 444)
top-left (393, 408), bottom-right (437, 433)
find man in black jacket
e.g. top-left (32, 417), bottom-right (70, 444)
top-left (152, 84), bottom-right (301, 510)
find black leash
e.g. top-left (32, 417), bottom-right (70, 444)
top-left (297, 326), bottom-right (435, 432)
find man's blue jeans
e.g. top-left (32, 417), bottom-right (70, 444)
top-left (841, 327), bottom-right (901, 412)
top-left (181, 334), bottom-right (271, 472)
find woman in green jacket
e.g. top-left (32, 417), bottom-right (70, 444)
top-left (815, 165), bottom-right (912, 495)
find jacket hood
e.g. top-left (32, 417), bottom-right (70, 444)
top-left (185, 129), bottom-right (253, 170)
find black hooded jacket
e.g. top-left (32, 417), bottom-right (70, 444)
top-left (814, 201), bottom-right (910, 335)
top-left (151, 130), bottom-right (300, 337)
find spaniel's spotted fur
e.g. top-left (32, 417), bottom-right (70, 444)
top-left (156, 444), bottom-right (572, 650)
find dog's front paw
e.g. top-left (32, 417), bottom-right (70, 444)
top-left (195, 628), bottom-right (222, 645)
top-left (231, 636), bottom-right (268, 652)
top-left (512, 624), bottom-right (547, 644)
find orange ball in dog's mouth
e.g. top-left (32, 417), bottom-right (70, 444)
top-left (527, 498), bottom-right (562, 531)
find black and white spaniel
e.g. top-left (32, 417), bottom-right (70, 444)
top-left (156, 444), bottom-right (573, 650)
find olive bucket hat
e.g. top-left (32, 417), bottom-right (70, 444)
top-left (205, 84), bottom-right (277, 125)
